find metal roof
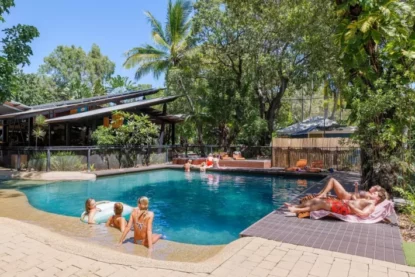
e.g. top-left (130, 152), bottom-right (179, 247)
top-left (277, 116), bottom-right (340, 136)
top-left (0, 88), bottom-right (161, 120)
top-left (45, 96), bottom-right (182, 124)
top-left (31, 88), bottom-right (161, 109)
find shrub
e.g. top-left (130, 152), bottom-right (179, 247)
top-left (51, 151), bottom-right (84, 171)
top-left (28, 151), bottom-right (84, 171)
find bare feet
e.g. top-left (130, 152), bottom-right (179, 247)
top-left (288, 206), bottom-right (297, 213)
top-left (284, 203), bottom-right (293, 207)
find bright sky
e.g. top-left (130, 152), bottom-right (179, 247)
top-left (3, 0), bottom-right (167, 88)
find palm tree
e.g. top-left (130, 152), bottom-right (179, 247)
top-left (32, 115), bottom-right (47, 148)
top-left (123, 0), bottom-right (194, 111)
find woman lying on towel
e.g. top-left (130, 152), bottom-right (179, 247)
top-left (285, 189), bottom-right (387, 218)
top-left (315, 178), bottom-right (385, 201)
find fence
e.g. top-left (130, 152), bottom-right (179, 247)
top-left (0, 145), bottom-right (272, 172)
top-left (272, 147), bottom-right (361, 171)
top-left (273, 137), bottom-right (358, 148)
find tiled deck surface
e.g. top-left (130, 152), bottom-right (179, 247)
top-left (240, 172), bottom-right (406, 265)
top-left (1, 217), bottom-right (415, 277)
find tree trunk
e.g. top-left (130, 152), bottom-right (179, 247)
top-left (330, 91), bottom-right (338, 120)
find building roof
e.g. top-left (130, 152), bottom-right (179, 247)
top-left (45, 96), bottom-right (183, 124)
top-left (277, 116), bottom-right (340, 136)
top-left (30, 88), bottom-right (160, 109)
top-left (0, 88), bottom-right (161, 120)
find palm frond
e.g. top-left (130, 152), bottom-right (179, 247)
top-left (167, 0), bottom-right (193, 45)
top-left (144, 11), bottom-right (167, 43)
top-left (134, 60), bottom-right (169, 80)
top-left (123, 45), bottom-right (167, 69)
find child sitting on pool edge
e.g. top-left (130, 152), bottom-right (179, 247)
top-left (106, 202), bottom-right (127, 232)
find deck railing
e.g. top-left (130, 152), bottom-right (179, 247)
top-left (0, 145), bottom-right (360, 172)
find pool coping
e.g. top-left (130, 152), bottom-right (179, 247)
top-left (94, 164), bottom-right (329, 179)
top-left (0, 217), bottom-right (252, 273)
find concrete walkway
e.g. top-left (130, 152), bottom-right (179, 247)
top-left (1, 218), bottom-right (414, 277)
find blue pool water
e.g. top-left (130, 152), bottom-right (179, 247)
top-left (7, 169), bottom-right (320, 245)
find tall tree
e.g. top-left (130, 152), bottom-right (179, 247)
top-left (335, 0), bottom-right (415, 191)
top-left (13, 72), bottom-right (63, 105)
top-left (40, 44), bottom-right (115, 98)
top-left (123, 0), bottom-right (195, 110)
top-left (190, 0), bottom-right (336, 145)
top-left (0, 0), bottom-right (39, 102)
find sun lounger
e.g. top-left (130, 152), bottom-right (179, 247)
top-left (310, 200), bottom-right (394, 223)
top-left (307, 160), bottom-right (324, 173)
top-left (286, 159), bottom-right (307, 172)
top-left (220, 152), bottom-right (233, 160)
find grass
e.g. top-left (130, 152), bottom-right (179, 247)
top-left (403, 242), bottom-right (415, 266)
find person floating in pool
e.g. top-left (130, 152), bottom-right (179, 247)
top-left (105, 202), bottom-right (127, 232)
top-left (184, 160), bottom-right (192, 172)
top-left (118, 197), bottom-right (161, 255)
top-left (84, 198), bottom-right (100, 224)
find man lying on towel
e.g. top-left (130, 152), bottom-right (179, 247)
top-left (285, 189), bottom-right (387, 218)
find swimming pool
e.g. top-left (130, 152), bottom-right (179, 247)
top-left (7, 169), bottom-right (320, 245)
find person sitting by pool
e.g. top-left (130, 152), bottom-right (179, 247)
top-left (184, 160), bottom-right (192, 172)
top-left (315, 178), bottom-right (386, 201)
top-left (285, 189), bottom-right (387, 218)
top-left (206, 154), bottom-right (214, 168)
top-left (105, 202), bottom-right (127, 232)
top-left (84, 198), bottom-right (101, 224)
top-left (212, 154), bottom-right (221, 169)
top-left (199, 162), bottom-right (207, 172)
top-left (119, 197), bottom-right (161, 254)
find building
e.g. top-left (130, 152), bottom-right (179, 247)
top-left (276, 116), bottom-right (356, 138)
top-left (0, 88), bottom-right (184, 147)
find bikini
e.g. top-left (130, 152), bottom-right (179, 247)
top-left (206, 160), bottom-right (213, 167)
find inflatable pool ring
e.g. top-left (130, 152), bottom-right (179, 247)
top-left (80, 201), bottom-right (134, 224)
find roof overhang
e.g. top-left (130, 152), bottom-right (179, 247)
top-left (0, 88), bottom-right (162, 120)
top-left (45, 96), bottom-right (182, 124)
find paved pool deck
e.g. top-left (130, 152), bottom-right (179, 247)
top-left (240, 172), bottom-right (405, 265)
top-left (1, 217), bottom-right (414, 277)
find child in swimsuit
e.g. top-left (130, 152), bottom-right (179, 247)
top-left (84, 198), bottom-right (100, 224)
top-left (105, 202), bottom-right (127, 232)
top-left (118, 197), bottom-right (161, 256)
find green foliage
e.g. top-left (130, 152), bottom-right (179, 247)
top-left (167, 0), bottom-right (335, 146)
top-left (394, 186), bottom-right (415, 221)
top-left (0, 0), bottom-right (39, 102)
top-left (13, 72), bottom-right (64, 105)
top-left (335, 0), bottom-right (415, 190)
top-left (28, 151), bottom-right (84, 171)
top-left (92, 112), bottom-right (158, 168)
top-left (107, 75), bottom-right (152, 93)
top-left (32, 115), bottom-right (47, 147)
top-left (39, 44), bottom-right (115, 99)
top-left (50, 151), bottom-right (84, 171)
top-left (123, 0), bottom-right (193, 80)
top-left (92, 111), bottom-right (158, 146)
top-left (403, 242), bottom-right (415, 266)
